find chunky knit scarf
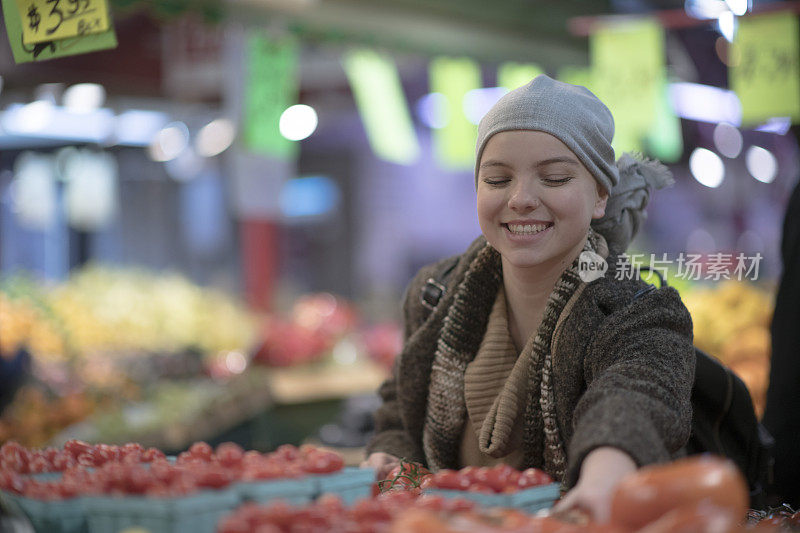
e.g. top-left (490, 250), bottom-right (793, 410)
top-left (422, 229), bottom-right (606, 481)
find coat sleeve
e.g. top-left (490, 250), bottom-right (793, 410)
top-left (364, 268), bottom-right (433, 463)
top-left (565, 285), bottom-right (695, 486)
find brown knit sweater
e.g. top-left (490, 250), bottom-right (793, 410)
top-left (366, 235), bottom-right (695, 487)
top-left (460, 285), bottom-right (527, 468)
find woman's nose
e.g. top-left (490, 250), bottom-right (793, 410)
top-left (508, 181), bottom-right (540, 211)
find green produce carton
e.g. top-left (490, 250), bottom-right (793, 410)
top-left (83, 489), bottom-right (240, 533)
top-left (0, 490), bottom-right (87, 533)
top-left (234, 476), bottom-right (315, 505)
top-left (312, 467), bottom-right (376, 504)
top-left (426, 482), bottom-right (561, 513)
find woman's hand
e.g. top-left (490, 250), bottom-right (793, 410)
top-left (361, 452), bottom-right (401, 479)
top-left (551, 446), bottom-right (637, 524)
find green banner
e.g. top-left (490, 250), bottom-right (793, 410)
top-left (591, 18), bottom-right (665, 155)
top-left (497, 62), bottom-right (543, 91)
top-left (731, 13), bottom-right (800, 126)
top-left (645, 81), bottom-right (683, 163)
top-left (557, 66), bottom-right (594, 91)
top-left (429, 57), bottom-right (481, 170)
top-left (2, 0), bottom-right (117, 63)
top-left (343, 49), bottom-right (419, 165)
top-left (242, 33), bottom-right (299, 158)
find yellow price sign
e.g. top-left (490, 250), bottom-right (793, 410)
top-left (16, 0), bottom-right (110, 44)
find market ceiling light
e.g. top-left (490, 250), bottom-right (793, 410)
top-left (668, 82), bottom-right (741, 125)
top-left (115, 110), bottom-right (170, 146)
top-left (684, 0), bottom-right (729, 19)
top-left (463, 87), bottom-right (508, 125)
top-left (224, 351), bottom-right (247, 374)
top-left (195, 118), bottom-right (236, 157)
top-left (717, 11), bottom-right (737, 42)
top-left (6, 100), bottom-right (55, 134)
top-left (745, 146), bottom-right (778, 184)
top-left (724, 0), bottom-right (750, 16)
top-left (415, 92), bottom-right (449, 129)
top-left (279, 104), bottom-right (318, 141)
top-left (755, 117), bottom-right (791, 135)
top-left (148, 121), bottom-right (190, 162)
top-left (712, 123), bottom-right (743, 158)
top-left (63, 83), bottom-right (106, 113)
top-left (689, 148), bottom-right (725, 188)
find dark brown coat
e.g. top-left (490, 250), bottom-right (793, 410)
top-left (367, 236), bottom-right (695, 486)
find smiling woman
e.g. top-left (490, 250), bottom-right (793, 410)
top-left (476, 130), bottom-right (608, 275)
top-left (364, 75), bottom-right (691, 524)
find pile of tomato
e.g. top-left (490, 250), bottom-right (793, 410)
top-left (218, 456), bottom-right (790, 533)
top-left (424, 464), bottom-right (553, 493)
top-left (376, 461), bottom-right (552, 496)
top-left (217, 490), bottom-right (479, 533)
top-left (218, 490), bottom-right (627, 533)
top-left (0, 439), bottom-right (166, 473)
top-left (0, 440), bottom-right (344, 500)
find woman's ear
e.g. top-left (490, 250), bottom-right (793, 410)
top-left (593, 184), bottom-right (609, 219)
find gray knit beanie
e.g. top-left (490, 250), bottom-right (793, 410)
top-left (475, 74), bottom-right (674, 255)
top-left (475, 75), bottom-right (618, 193)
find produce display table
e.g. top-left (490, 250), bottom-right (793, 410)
top-left (50, 360), bottom-right (386, 454)
top-left (265, 360), bottom-right (386, 404)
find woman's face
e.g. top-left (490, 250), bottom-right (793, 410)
top-left (476, 130), bottom-right (608, 271)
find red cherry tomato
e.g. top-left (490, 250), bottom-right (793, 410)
top-left (76, 452), bottom-right (97, 467)
top-left (64, 439), bottom-right (92, 459)
top-left (27, 456), bottom-right (52, 474)
top-left (430, 470), bottom-right (470, 491)
top-left (142, 447), bottom-right (166, 463)
top-left (272, 444), bottom-right (300, 462)
top-left (484, 464), bottom-right (515, 493)
top-left (195, 466), bottom-right (233, 489)
top-left (216, 442), bottom-right (245, 468)
top-left (188, 441), bottom-right (214, 461)
top-left (302, 450), bottom-right (344, 474)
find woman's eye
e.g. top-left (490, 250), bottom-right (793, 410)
top-left (543, 176), bottom-right (572, 186)
top-left (483, 177), bottom-right (510, 186)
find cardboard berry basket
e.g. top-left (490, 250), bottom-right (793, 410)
top-left (426, 482), bottom-right (561, 513)
top-left (82, 488), bottom-right (240, 533)
top-left (311, 466), bottom-right (375, 504)
top-left (0, 491), bottom-right (87, 533)
top-left (234, 476), bottom-right (316, 505)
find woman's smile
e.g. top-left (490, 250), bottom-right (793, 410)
top-left (476, 130), bottom-right (608, 272)
top-left (502, 221), bottom-right (554, 242)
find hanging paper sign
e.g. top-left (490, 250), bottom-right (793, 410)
top-left (242, 33), bottom-right (299, 159)
top-left (557, 66), bottom-right (594, 91)
top-left (645, 81), bottom-right (683, 163)
top-left (497, 62), bottom-right (543, 91)
top-left (343, 48), bottom-right (420, 165)
top-left (429, 57), bottom-right (481, 170)
top-left (730, 13), bottom-right (800, 126)
top-left (591, 18), bottom-right (666, 154)
top-left (2, 0), bottom-right (116, 63)
top-left (16, 0), bottom-right (110, 44)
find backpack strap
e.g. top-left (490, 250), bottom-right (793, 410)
top-left (419, 256), bottom-right (459, 314)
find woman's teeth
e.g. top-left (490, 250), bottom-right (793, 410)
top-left (507, 223), bottom-right (550, 235)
